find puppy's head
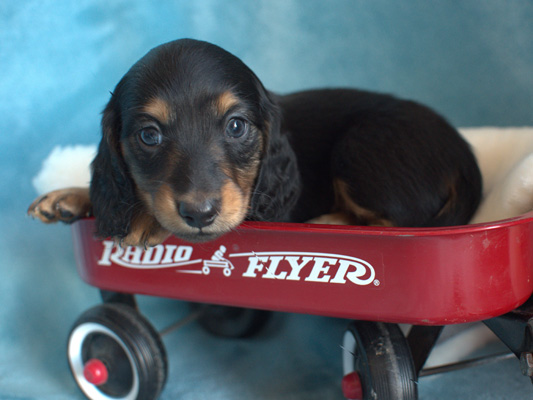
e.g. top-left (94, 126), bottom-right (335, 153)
top-left (90, 39), bottom-right (280, 244)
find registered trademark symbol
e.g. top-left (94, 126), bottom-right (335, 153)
top-left (373, 279), bottom-right (380, 286)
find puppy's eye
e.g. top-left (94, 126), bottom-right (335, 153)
top-left (139, 128), bottom-right (162, 147)
top-left (225, 118), bottom-right (249, 139)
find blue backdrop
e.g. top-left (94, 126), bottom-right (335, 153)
top-left (1, 1), bottom-right (533, 399)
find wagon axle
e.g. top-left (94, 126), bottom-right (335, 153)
top-left (342, 371), bottom-right (363, 399)
top-left (83, 359), bottom-right (109, 386)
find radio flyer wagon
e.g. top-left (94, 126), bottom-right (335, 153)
top-left (67, 213), bottom-right (533, 400)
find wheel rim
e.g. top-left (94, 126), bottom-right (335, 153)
top-left (342, 329), bottom-right (365, 400)
top-left (343, 329), bottom-right (358, 375)
top-left (69, 322), bottom-right (140, 400)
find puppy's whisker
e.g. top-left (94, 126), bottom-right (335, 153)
top-left (250, 189), bottom-right (273, 202)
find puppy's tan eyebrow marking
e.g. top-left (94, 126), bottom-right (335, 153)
top-left (143, 97), bottom-right (172, 124)
top-left (215, 91), bottom-right (239, 116)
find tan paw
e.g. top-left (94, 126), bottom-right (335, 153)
top-left (306, 213), bottom-right (354, 225)
top-left (118, 214), bottom-right (170, 248)
top-left (306, 212), bottom-right (393, 227)
top-left (27, 187), bottom-right (91, 224)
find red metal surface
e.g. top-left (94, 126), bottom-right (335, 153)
top-left (71, 214), bottom-right (533, 325)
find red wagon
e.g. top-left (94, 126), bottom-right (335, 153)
top-left (67, 214), bottom-right (533, 400)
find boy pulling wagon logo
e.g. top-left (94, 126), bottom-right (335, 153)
top-left (97, 241), bottom-right (234, 276)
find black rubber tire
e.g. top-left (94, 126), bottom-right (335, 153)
top-left (67, 303), bottom-right (167, 400)
top-left (192, 304), bottom-right (272, 338)
top-left (343, 320), bottom-right (418, 400)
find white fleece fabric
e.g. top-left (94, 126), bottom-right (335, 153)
top-left (460, 127), bottom-right (533, 223)
top-left (32, 144), bottom-right (96, 195)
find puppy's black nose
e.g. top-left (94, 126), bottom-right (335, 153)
top-left (178, 200), bottom-right (219, 229)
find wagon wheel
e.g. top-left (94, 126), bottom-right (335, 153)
top-left (68, 303), bottom-right (168, 400)
top-left (192, 304), bottom-right (272, 338)
top-left (342, 321), bottom-right (418, 400)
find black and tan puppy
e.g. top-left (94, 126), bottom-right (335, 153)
top-left (28, 39), bottom-right (482, 246)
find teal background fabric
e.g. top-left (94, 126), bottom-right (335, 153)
top-left (1, 1), bottom-right (533, 398)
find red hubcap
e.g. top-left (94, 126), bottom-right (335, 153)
top-left (83, 358), bottom-right (109, 386)
top-left (342, 371), bottom-right (363, 400)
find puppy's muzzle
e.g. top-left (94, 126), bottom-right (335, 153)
top-left (178, 199), bottom-right (220, 229)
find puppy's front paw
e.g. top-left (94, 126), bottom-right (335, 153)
top-left (27, 187), bottom-right (91, 224)
top-left (117, 214), bottom-right (170, 248)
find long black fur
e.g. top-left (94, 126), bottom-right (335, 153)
top-left (278, 89), bottom-right (481, 226)
top-left (90, 39), bottom-right (482, 243)
top-left (90, 87), bottom-right (139, 239)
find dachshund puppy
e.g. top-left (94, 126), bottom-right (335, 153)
top-left (28, 39), bottom-right (482, 246)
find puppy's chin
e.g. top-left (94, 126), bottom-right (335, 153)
top-left (160, 218), bottom-right (242, 243)
top-left (150, 203), bottom-right (247, 243)
top-left (171, 230), bottom-right (226, 243)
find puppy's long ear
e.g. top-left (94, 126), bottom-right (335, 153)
top-left (90, 89), bottom-right (138, 239)
top-left (248, 92), bottom-right (301, 222)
